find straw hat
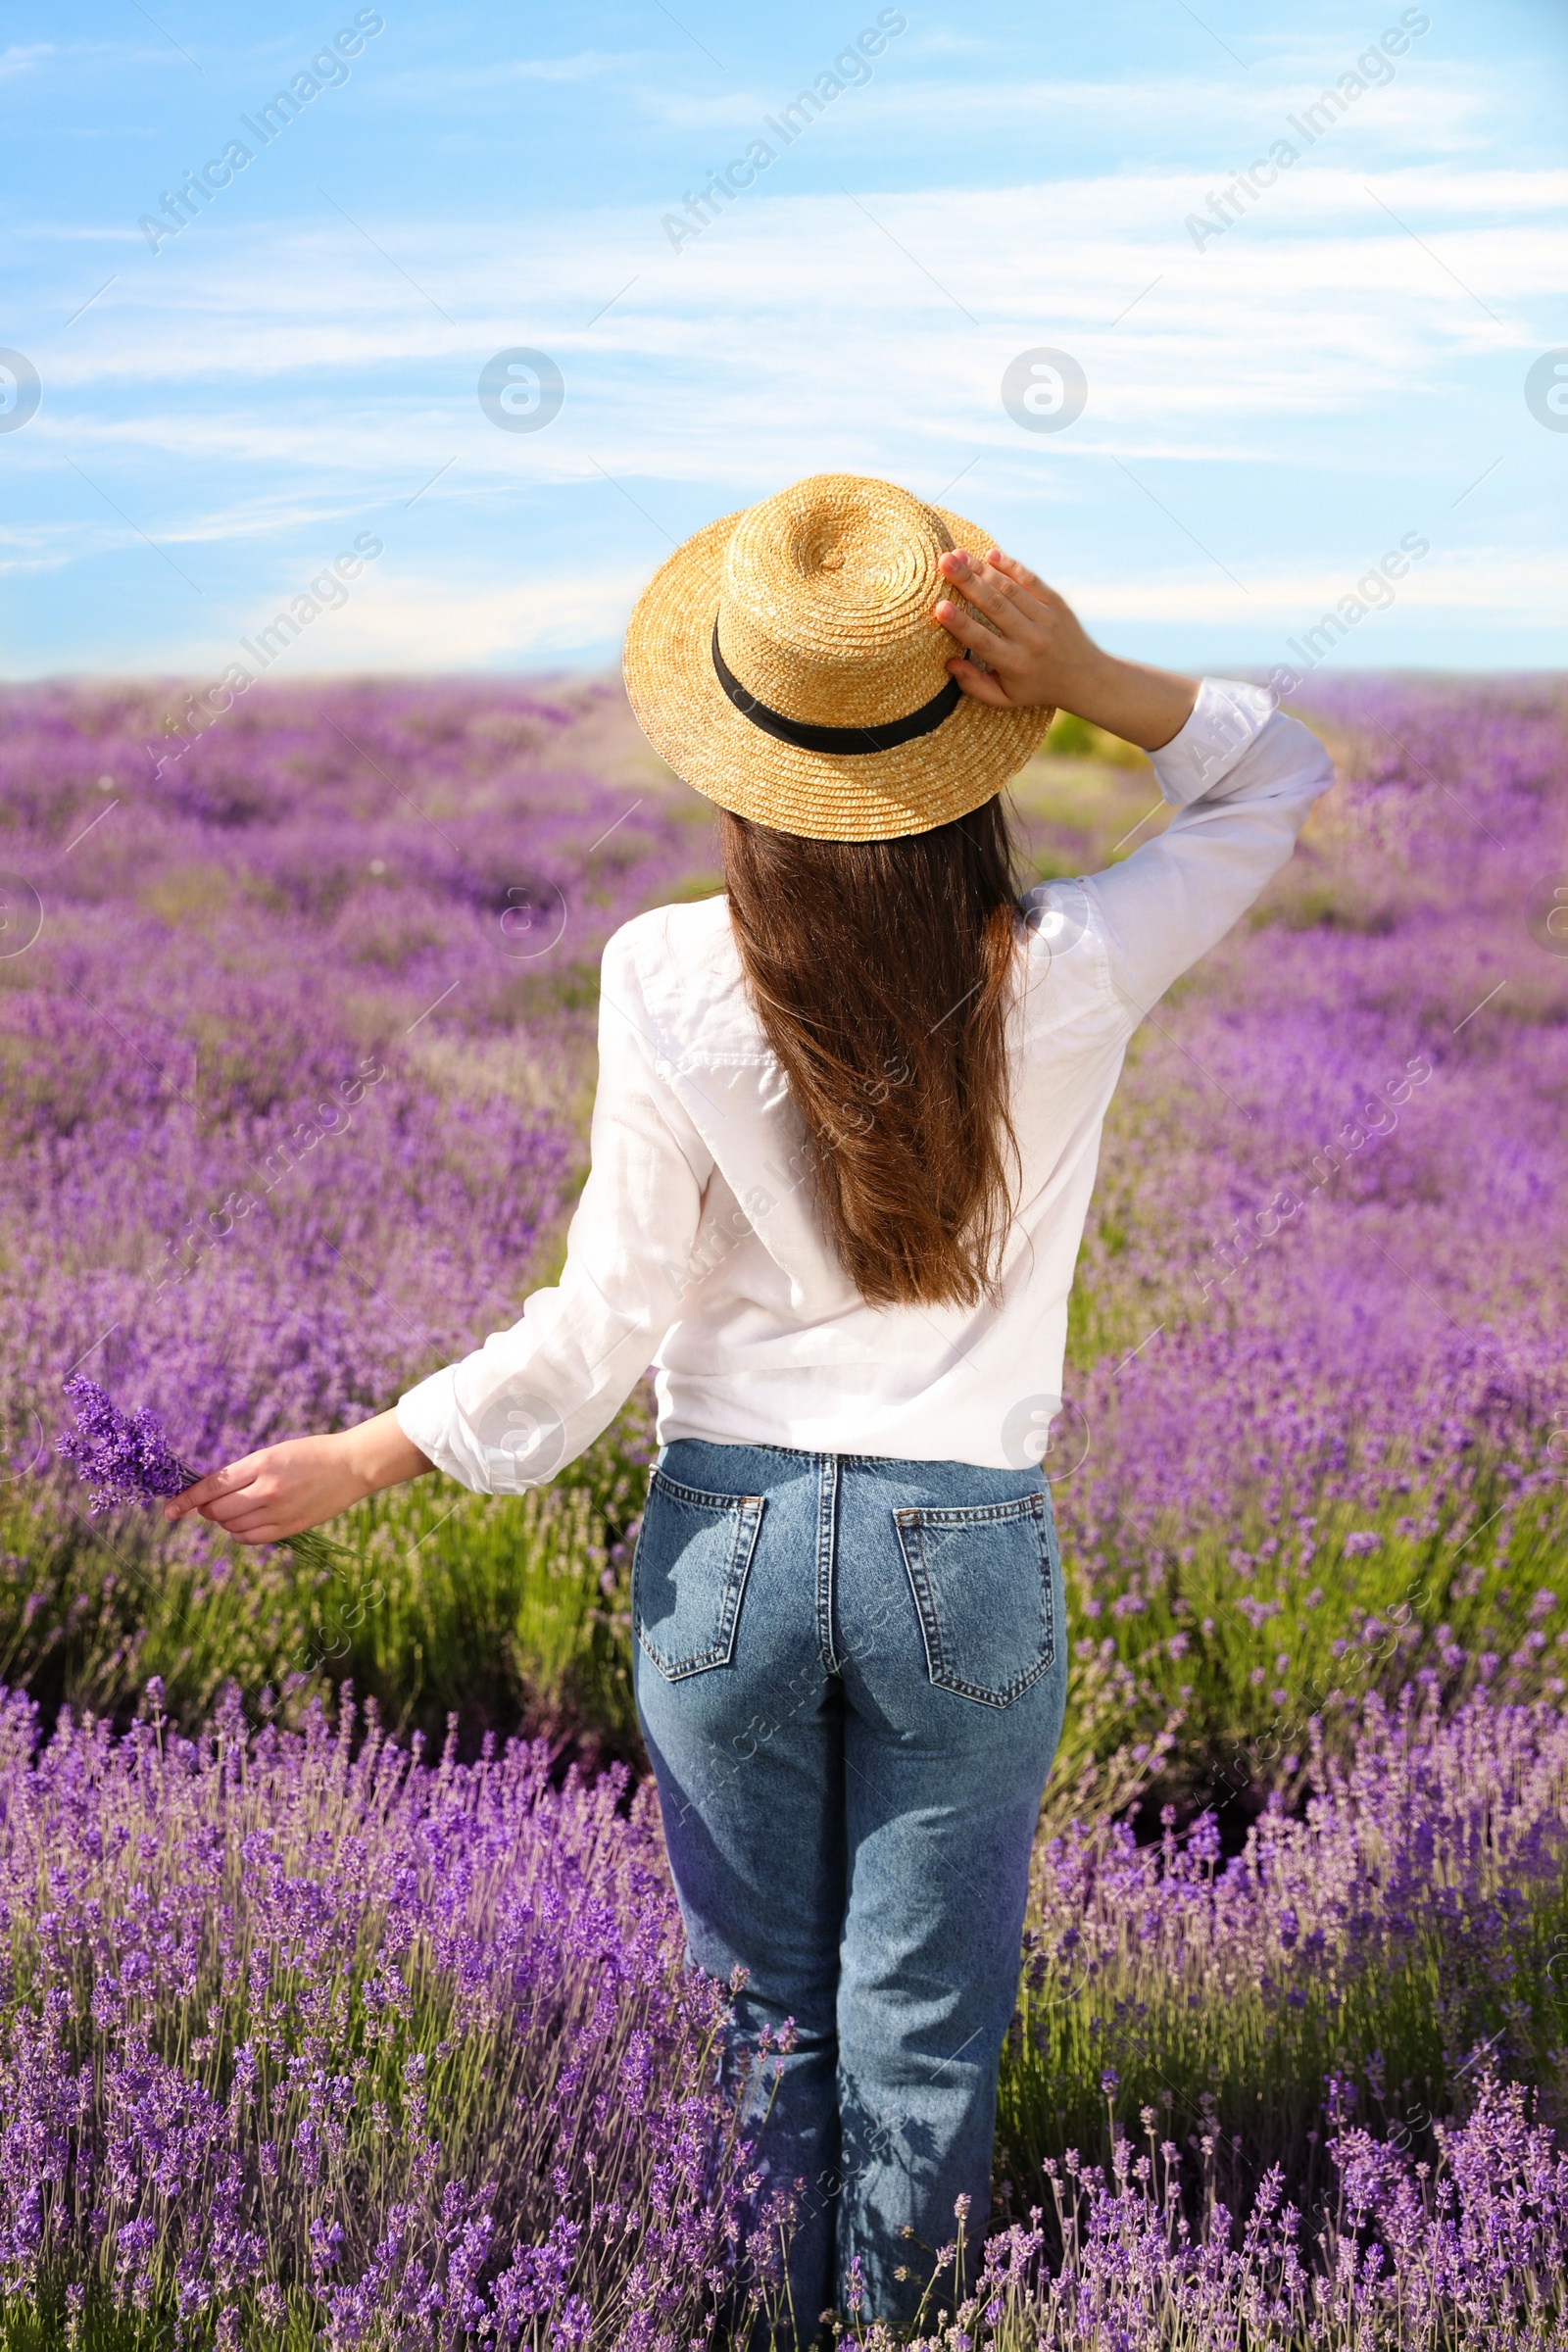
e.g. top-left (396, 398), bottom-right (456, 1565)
top-left (622, 472), bottom-right (1054, 842)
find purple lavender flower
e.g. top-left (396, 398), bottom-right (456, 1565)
top-left (0, 1683), bottom-right (780, 2339)
top-left (56, 1373), bottom-right (199, 1513)
top-left (3, 673), bottom-right (1566, 2337)
top-left (57, 1373), bottom-right (351, 1577)
top-left (921, 2071), bottom-right (1568, 2346)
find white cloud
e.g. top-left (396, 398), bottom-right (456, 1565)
top-left (8, 75), bottom-right (1564, 674)
top-left (311, 561), bottom-right (648, 667)
top-left (144, 561), bottom-right (649, 677)
top-left (649, 65), bottom-right (1491, 148)
top-left (25, 167), bottom-right (1567, 410)
top-left (0, 38), bottom-right (200, 78)
top-left (108, 538), bottom-right (1567, 688)
top-left (371, 49), bottom-right (643, 96)
top-left (5, 164), bottom-right (1560, 588)
top-left (0, 42), bottom-right (56, 77)
top-left (1070, 547), bottom-right (1564, 624)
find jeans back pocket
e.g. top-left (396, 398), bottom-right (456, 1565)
top-left (633, 1468), bottom-right (765, 1681)
top-left (893, 1491), bottom-right (1057, 1707)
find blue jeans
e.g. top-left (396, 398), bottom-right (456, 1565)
top-left (630, 1440), bottom-right (1068, 2341)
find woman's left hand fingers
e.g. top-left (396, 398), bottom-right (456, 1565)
top-left (933, 595), bottom-right (1018, 663)
top-left (936, 553), bottom-right (1018, 625)
top-left (984, 547), bottom-right (1053, 601)
top-left (944, 656), bottom-right (1019, 708)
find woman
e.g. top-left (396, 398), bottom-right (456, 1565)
top-left (167, 474), bottom-right (1332, 2335)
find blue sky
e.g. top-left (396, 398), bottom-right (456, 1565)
top-left (3, 0), bottom-right (1565, 680)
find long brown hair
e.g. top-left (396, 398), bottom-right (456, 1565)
top-left (720, 798), bottom-right (1023, 1311)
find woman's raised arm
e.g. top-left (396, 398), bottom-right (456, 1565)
top-left (931, 545), bottom-right (1199, 749)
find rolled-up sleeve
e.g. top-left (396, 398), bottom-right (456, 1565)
top-left (395, 922), bottom-right (711, 1493)
top-left (1085, 678), bottom-right (1336, 1019)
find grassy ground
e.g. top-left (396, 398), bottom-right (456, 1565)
top-left (1, 1408), bottom-right (650, 1767)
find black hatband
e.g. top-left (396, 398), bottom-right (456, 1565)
top-left (711, 620), bottom-right (961, 755)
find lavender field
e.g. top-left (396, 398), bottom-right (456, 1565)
top-left (1, 674), bottom-right (1566, 2345)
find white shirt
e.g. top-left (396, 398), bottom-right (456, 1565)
top-left (396, 680), bottom-right (1333, 1490)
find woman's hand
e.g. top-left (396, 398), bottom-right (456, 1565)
top-left (932, 547), bottom-right (1199, 753)
top-left (163, 1409), bottom-right (432, 1544)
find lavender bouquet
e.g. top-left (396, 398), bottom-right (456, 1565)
top-left (58, 1372), bottom-right (355, 1578)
